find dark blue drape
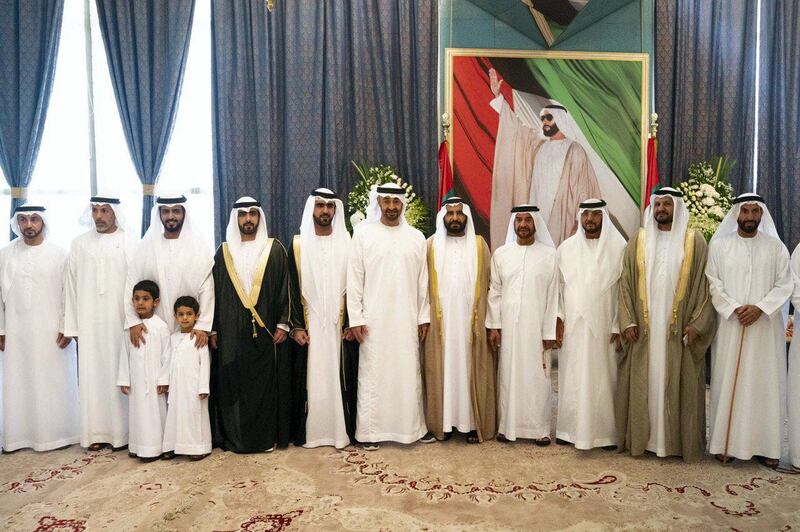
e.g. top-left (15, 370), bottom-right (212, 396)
top-left (758, 0), bottom-right (800, 251)
top-left (211, 0), bottom-right (438, 245)
top-left (654, 0), bottom-right (758, 192)
top-left (0, 0), bottom-right (64, 235)
top-left (95, 0), bottom-right (196, 235)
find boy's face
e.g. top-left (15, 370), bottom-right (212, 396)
top-left (175, 305), bottom-right (198, 331)
top-left (133, 290), bottom-right (159, 318)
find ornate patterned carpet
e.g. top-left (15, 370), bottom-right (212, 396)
top-left (2, 435), bottom-right (799, 531)
top-left (3, 369), bottom-right (799, 531)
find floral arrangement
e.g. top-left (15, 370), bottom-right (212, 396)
top-left (347, 161), bottom-right (431, 234)
top-left (675, 156), bottom-right (735, 241)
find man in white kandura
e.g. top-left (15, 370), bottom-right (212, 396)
top-left (486, 205), bottom-right (559, 445)
top-left (65, 196), bottom-right (137, 451)
top-left (706, 193), bottom-right (792, 467)
top-left (347, 183), bottom-right (431, 450)
top-left (126, 195), bottom-right (214, 345)
top-left (290, 188), bottom-right (354, 449)
top-left (556, 199), bottom-right (626, 450)
top-left (789, 242), bottom-right (800, 472)
top-left (0, 205), bottom-right (78, 451)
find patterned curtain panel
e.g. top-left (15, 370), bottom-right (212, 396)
top-left (758, 0), bottom-right (800, 251)
top-left (0, 0), bottom-right (64, 231)
top-left (211, 0), bottom-right (438, 244)
top-left (654, 0), bottom-right (757, 192)
top-left (94, 0), bottom-right (196, 235)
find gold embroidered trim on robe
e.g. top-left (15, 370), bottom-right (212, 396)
top-left (222, 239), bottom-right (273, 338)
top-left (636, 228), bottom-right (696, 334)
top-left (428, 235), bottom-right (485, 342)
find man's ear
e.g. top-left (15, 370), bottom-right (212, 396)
top-left (153, 298), bottom-right (160, 308)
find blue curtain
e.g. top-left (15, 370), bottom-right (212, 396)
top-left (0, 0), bottom-right (64, 235)
top-left (758, 1), bottom-right (800, 251)
top-left (211, 0), bottom-right (438, 244)
top-left (654, 0), bottom-right (758, 192)
top-left (94, 0), bottom-right (196, 235)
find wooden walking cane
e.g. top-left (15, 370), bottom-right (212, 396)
top-left (723, 326), bottom-right (747, 464)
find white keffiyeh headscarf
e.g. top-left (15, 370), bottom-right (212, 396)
top-left (432, 197), bottom-right (479, 311)
top-left (504, 204), bottom-right (555, 247)
top-left (298, 188), bottom-right (350, 326)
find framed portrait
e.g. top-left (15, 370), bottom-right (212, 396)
top-left (444, 48), bottom-right (649, 249)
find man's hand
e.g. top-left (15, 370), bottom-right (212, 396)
top-left (273, 328), bottom-right (288, 344)
top-left (351, 325), bottom-right (369, 344)
top-left (489, 68), bottom-right (503, 98)
top-left (418, 323), bottom-right (430, 343)
top-left (157, 385), bottom-right (168, 395)
top-left (542, 339), bottom-right (556, 351)
top-left (120, 386), bottom-right (130, 395)
top-left (56, 333), bottom-right (72, 349)
top-left (611, 333), bottom-right (622, 353)
top-left (199, 393), bottom-right (209, 400)
top-left (209, 334), bottom-right (218, 350)
top-left (292, 329), bottom-right (310, 346)
top-left (130, 323), bottom-right (147, 348)
top-left (487, 329), bottom-right (501, 351)
top-left (191, 329), bottom-right (208, 349)
top-left (623, 325), bottom-right (639, 343)
top-left (556, 318), bottom-right (565, 348)
top-left (735, 305), bottom-right (763, 327)
top-left (0, 334), bottom-right (5, 352)
top-left (682, 325), bottom-right (699, 345)
top-left (342, 328), bottom-right (355, 342)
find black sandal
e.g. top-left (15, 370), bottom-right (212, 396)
top-left (466, 431), bottom-right (479, 444)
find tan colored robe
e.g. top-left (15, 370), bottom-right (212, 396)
top-left (490, 102), bottom-right (601, 249)
top-left (616, 228), bottom-right (716, 462)
top-left (423, 236), bottom-right (497, 441)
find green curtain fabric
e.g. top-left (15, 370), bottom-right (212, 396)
top-left (525, 58), bottom-right (643, 202)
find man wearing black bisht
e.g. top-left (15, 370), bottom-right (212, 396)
top-left (288, 188), bottom-right (358, 449)
top-left (209, 196), bottom-right (297, 452)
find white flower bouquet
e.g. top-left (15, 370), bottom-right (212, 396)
top-left (675, 156), bottom-right (735, 241)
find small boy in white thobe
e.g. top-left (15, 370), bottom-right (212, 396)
top-left (117, 280), bottom-right (172, 461)
top-left (162, 295), bottom-right (211, 460)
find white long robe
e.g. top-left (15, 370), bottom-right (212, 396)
top-left (646, 231), bottom-right (675, 456)
top-left (530, 138), bottom-right (571, 224)
top-left (347, 222), bottom-right (429, 444)
top-left (788, 244), bottom-right (800, 467)
top-left (0, 239), bottom-right (79, 451)
top-left (706, 232), bottom-right (792, 460)
top-left (486, 242), bottom-right (558, 440)
top-left (440, 236), bottom-right (475, 432)
top-left (125, 237), bottom-right (214, 332)
top-left (116, 315), bottom-right (171, 458)
top-left (301, 235), bottom-right (350, 449)
top-left (64, 229), bottom-right (136, 448)
top-left (162, 332), bottom-right (211, 455)
top-left (556, 239), bottom-right (621, 449)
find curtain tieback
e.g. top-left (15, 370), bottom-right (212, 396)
top-left (10, 187), bottom-right (27, 199)
top-left (142, 184), bottom-right (156, 196)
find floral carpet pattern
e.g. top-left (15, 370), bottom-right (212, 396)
top-left (2, 437), bottom-right (799, 530)
top-left (2, 373), bottom-right (798, 530)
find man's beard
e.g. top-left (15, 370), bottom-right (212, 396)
top-left (313, 214), bottom-right (332, 227)
top-left (162, 218), bottom-right (184, 233)
top-left (582, 222), bottom-right (601, 235)
top-left (445, 219), bottom-right (465, 235)
top-left (238, 221), bottom-right (258, 235)
top-left (654, 212), bottom-right (673, 225)
top-left (515, 226), bottom-right (534, 238)
top-left (542, 122), bottom-right (560, 137)
top-left (382, 208), bottom-right (401, 220)
top-left (22, 227), bottom-right (43, 239)
top-left (737, 219), bottom-right (759, 234)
